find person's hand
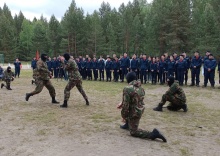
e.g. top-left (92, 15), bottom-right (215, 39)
top-left (194, 66), bottom-right (196, 68)
top-left (117, 102), bottom-right (122, 109)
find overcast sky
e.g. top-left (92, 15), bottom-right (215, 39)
top-left (0, 0), bottom-right (153, 21)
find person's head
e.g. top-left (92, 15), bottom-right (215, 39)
top-left (164, 52), bottom-right (168, 58)
top-left (48, 57), bottom-right (51, 61)
top-left (182, 52), bottom-right (186, 58)
top-left (124, 53), bottom-right (127, 57)
top-left (195, 51), bottom-right (199, 57)
top-left (113, 54), bottom-right (116, 58)
top-left (139, 54), bottom-right (143, 59)
top-left (7, 66), bottom-right (11, 72)
top-left (148, 56), bottom-right (151, 61)
top-left (100, 57), bottom-right (103, 61)
top-left (170, 55), bottom-right (174, 61)
top-left (179, 55), bottom-right (184, 61)
top-left (152, 57), bottom-right (156, 62)
top-left (173, 52), bottom-right (177, 57)
top-left (107, 57), bottom-right (111, 61)
top-left (41, 54), bottom-right (48, 62)
top-left (133, 54), bottom-right (136, 59)
top-left (115, 57), bottom-right (118, 61)
top-left (33, 57), bottom-right (36, 60)
top-left (167, 76), bottom-right (175, 87)
top-left (206, 51), bottom-right (210, 56)
top-left (161, 55), bottom-right (165, 60)
top-left (93, 57), bottom-right (96, 61)
top-left (88, 57), bottom-right (91, 61)
top-left (126, 72), bottom-right (136, 83)
top-left (63, 53), bottom-right (70, 61)
top-left (143, 54), bottom-right (146, 60)
top-left (209, 54), bottom-right (213, 59)
top-left (83, 57), bottom-right (85, 61)
top-left (53, 57), bottom-right (56, 60)
top-left (156, 56), bottom-right (159, 62)
top-left (86, 55), bottom-right (89, 58)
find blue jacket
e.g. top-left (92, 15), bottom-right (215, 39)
top-left (86, 61), bottom-right (93, 69)
top-left (191, 56), bottom-right (202, 69)
top-left (150, 62), bottom-right (158, 71)
top-left (76, 60), bottom-right (81, 69)
top-left (81, 61), bottom-right (87, 69)
top-left (167, 60), bottom-right (175, 71)
top-left (184, 57), bottom-right (190, 69)
top-left (14, 61), bottom-right (21, 69)
top-left (0, 67), bottom-right (3, 76)
top-left (130, 59), bottom-right (138, 69)
top-left (120, 57), bottom-right (130, 68)
top-left (52, 60), bottom-right (58, 69)
top-left (31, 60), bottom-right (37, 69)
top-left (46, 61), bottom-right (52, 70)
top-left (105, 61), bottom-right (112, 70)
top-left (92, 60), bottom-right (98, 69)
top-left (98, 60), bottom-right (105, 70)
top-left (159, 60), bottom-right (167, 70)
top-left (204, 59), bottom-right (216, 71)
top-left (112, 60), bottom-right (120, 70)
top-left (176, 60), bottom-right (186, 70)
top-left (140, 59), bottom-right (149, 70)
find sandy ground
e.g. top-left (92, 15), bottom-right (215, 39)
top-left (0, 70), bottom-right (220, 156)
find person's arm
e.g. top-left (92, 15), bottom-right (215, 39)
top-left (37, 61), bottom-right (50, 73)
top-left (165, 83), bottom-right (178, 96)
top-left (210, 60), bottom-right (217, 71)
top-left (121, 88), bottom-right (130, 120)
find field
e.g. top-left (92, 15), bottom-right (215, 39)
top-left (0, 70), bottom-right (220, 156)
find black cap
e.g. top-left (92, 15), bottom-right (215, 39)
top-left (126, 72), bottom-right (136, 83)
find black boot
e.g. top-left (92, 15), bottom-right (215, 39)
top-left (86, 99), bottom-right (89, 105)
top-left (60, 100), bottom-right (67, 108)
top-left (190, 83), bottom-right (195, 86)
top-left (52, 97), bottom-right (59, 104)
top-left (1, 83), bottom-right (4, 89)
top-left (120, 121), bottom-right (129, 130)
top-left (25, 93), bottom-right (33, 101)
top-left (7, 85), bottom-right (12, 90)
top-left (150, 128), bottom-right (167, 142)
top-left (181, 104), bottom-right (188, 112)
top-left (153, 103), bottom-right (163, 112)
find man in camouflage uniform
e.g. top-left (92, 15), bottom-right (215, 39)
top-left (153, 76), bottom-right (188, 112)
top-left (60, 53), bottom-right (89, 108)
top-left (25, 54), bottom-right (59, 104)
top-left (1, 66), bottom-right (14, 90)
top-left (117, 72), bottom-right (167, 142)
top-left (31, 68), bottom-right (39, 85)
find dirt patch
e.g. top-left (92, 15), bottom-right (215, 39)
top-left (0, 70), bottom-right (220, 156)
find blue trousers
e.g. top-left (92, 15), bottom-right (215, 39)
top-left (140, 69), bottom-right (147, 82)
top-left (191, 68), bottom-right (200, 85)
top-left (121, 67), bottom-right (128, 81)
top-left (177, 68), bottom-right (184, 85)
top-left (204, 70), bottom-right (215, 86)
top-left (113, 69), bottom-right (119, 81)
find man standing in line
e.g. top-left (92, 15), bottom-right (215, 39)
top-left (14, 58), bottom-right (21, 78)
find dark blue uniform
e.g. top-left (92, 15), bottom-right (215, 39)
top-left (92, 60), bottom-right (98, 80)
top-left (159, 60), bottom-right (167, 84)
top-left (204, 58), bottom-right (216, 86)
top-left (76, 60), bottom-right (82, 76)
top-left (105, 60), bottom-right (112, 81)
top-left (86, 60), bottom-right (93, 80)
top-left (112, 60), bottom-right (120, 82)
top-left (130, 58), bottom-right (139, 79)
top-left (147, 60), bottom-right (152, 82)
top-left (46, 60), bottom-right (52, 72)
top-left (218, 61), bottom-right (220, 85)
top-left (81, 60), bottom-right (87, 80)
top-left (150, 62), bottom-right (158, 84)
top-left (52, 59), bottom-right (58, 78)
top-left (140, 59), bottom-right (149, 83)
top-left (173, 56), bottom-right (179, 80)
top-left (98, 60), bottom-right (105, 81)
top-left (120, 57), bottom-right (130, 82)
top-left (31, 59), bottom-right (37, 70)
top-left (167, 60), bottom-right (175, 77)
top-left (176, 60), bottom-right (186, 85)
top-left (14, 61), bottom-right (21, 78)
top-left (191, 56), bottom-right (202, 86)
top-left (203, 56), bottom-right (209, 77)
top-left (184, 57), bottom-right (190, 85)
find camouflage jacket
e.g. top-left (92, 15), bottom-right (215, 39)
top-left (121, 80), bottom-right (145, 120)
top-left (37, 59), bottom-right (50, 80)
top-left (3, 70), bottom-right (14, 80)
top-left (165, 81), bottom-right (186, 103)
top-left (62, 58), bottom-right (81, 81)
top-left (32, 68), bottom-right (40, 80)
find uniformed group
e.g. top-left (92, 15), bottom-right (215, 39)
top-left (1, 50), bottom-right (220, 143)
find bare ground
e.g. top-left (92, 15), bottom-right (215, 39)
top-left (0, 70), bottom-right (220, 156)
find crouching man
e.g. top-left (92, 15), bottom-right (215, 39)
top-left (1, 66), bottom-right (14, 90)
top-left (117, 72), bottom-right (167, 142)
top-left (153, 76), bottom-right (188, 112)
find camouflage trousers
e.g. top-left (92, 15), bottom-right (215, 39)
top-left (128, 116), bottom-right (151, 139)
top-left (31, 79), bottom-right (56, 97)
top-left (3, 79), bottom-right (11, 88)
top-left (64, 80), bottom-right (88, 101)
top-left (160, 94), bottom-right (185, 106)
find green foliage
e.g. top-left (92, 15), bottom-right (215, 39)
top-left (0, 0), bottom-right (220, 61)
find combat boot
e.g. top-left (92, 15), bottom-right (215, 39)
top-left (31, 80), bottom-right (34, 85)
top-left (86, 99), bottom-right (89, 105)
top-left (52, 97), bottom-right (59, 104)
top-left (25, 93), bottom-right (33, 101)
top-left (60, 100), bottom-right (67, 108)
top-left (150, 128), bottom-right (167, 142)
top-left (120, 121), bottom-right (129, 130)
top-left (1, 83), bottom-right (4, 89)
top-left (153, 103), bottom-right (163, 112)
top-left (7, 85), bottom-right (12, 90)
top-left (181, 104), bottom-right (188, 112)
top-left (202, 84), bottom-right (207, 88)
top-left (211, 85), bottom-right (215, 89)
